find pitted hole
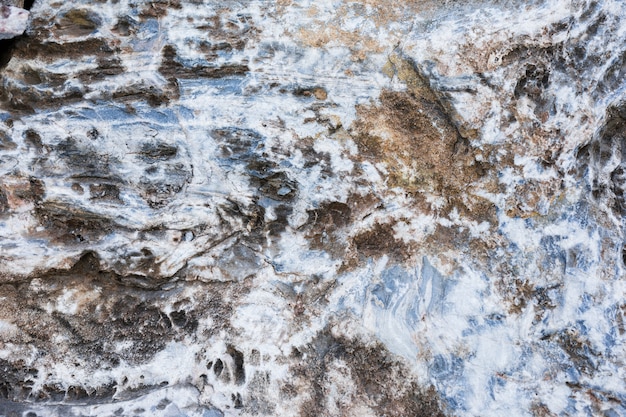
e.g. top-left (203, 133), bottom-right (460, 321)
top-left (87, 127), bottom-right (99, 140)
top-left (227, 345), bottom-right (245, 385)
top-left (232, 393), bottom-right (243, 409)
top-left (66, 385), bottom-right (89, 401)
top-left (156, 399), bottom-right (171, 410)
top-left (213, 359), bottom-right (223, 376)
top-left (71, 183), bottom-right (84, 194)
top-left (169, 310), bottom-right (187, 327)
top-left (250, 349), bottom-right (260, 366)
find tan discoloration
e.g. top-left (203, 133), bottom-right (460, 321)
top-left (294, 1), bottom-right (441, 59)
top-left (298, 25), bottom-right (386, 60)
top-left (353, 55), bottom-right (496, 222)
top-left (55, 9), bottom-right (101, 37)
top-left (504, 177), bottom-right (563, 219)
top-left (288, 53), bottom-right (505, 269)
top-left (301, 54), bottom-right (507, 270)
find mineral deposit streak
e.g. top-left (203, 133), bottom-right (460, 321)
top-left (0, 0), bottom-right (625, 416)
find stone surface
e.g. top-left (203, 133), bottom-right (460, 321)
top-left (0, 5), bottom-right (28, 40)
top-left (0, 0), bottom-right (625, 416)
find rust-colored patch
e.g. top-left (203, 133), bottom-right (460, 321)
top-left (504, 178), bottom-right (563, 219)
top-left (531, 402), bottom-right (559, 417)
top-left (496, 274), bottom-right (562, 321)
top-left (545, 328), bottom-right (599, 377)
top-left (353, 55), bottom-right (495, 225)
top-left (329, 54), bottom-right (505, 270)
top-left (304, 189), bottom-right (399, 263)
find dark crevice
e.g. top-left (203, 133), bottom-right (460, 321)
top-left (0, 36), bottom-right (20, 70)
top-left (213, 359), bottom-right (224, 377)
top-left (227, 345), bottom-right (245, 385)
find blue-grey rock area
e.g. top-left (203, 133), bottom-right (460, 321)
top-left (0, 0), bottom-right (625, 416)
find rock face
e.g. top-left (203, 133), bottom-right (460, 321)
top-left (0, 4), bottom-right (29, 40)
top-left (0, 0), bottom-right (625, 416)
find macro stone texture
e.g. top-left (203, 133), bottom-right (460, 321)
top-left (0, 0), bottom-right (625, 416)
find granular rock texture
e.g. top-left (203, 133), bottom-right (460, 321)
top-left (0, 0), bottom-right (626, 416)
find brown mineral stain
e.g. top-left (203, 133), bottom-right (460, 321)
top-left (0, 175), bottom-right (45, 211)
top-left (77, 57), bottom-right (126, 83)
top-left (138, 0), bottom-right (182, 19)
top-left (111, 83), bottom-right (172, 107)
top-left (294, 329), bottom-right (447, 417)
top-left (55, 9), bottom-right (101, 37)
top-left (158, 44), bottom-right (249, 100)
top-left (293, 86), bottom-right (327, 100)
top-left (302, 53), bottom-right (504, 270)
top-left (11, 37), bottom-right (114, 61)
top-left (0, 256), bottom-right (253, 405)
top-left (34, 201), bottom-right (115, 244)
top-left (353, 222), bottom-right (411, 262)
top-left (193, 10), bottom-right (259, 53)
top-left (353, 54), bottom-right (495, 224)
